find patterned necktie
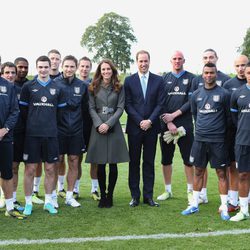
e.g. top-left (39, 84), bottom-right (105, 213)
top-left (141, 75), bottom-right (147, 98)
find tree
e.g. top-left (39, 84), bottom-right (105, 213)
top-left (80, 12), bottom-right (137, 73)
top-left (239, 27), bottom-right (250, 58)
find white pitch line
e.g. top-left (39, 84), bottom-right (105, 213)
top-left (1, 229), bottom-right (250, 246)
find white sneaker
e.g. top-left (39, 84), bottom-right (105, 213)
top-left (157, 191), bottom-right (173, 201)
top-left (198, 196), bottom-right (208, 204)
top-left (230, 211), bottom-right (250, 222)
top-left (65, 198), bottom-right (81, 207)
top-left (52, 197), bottom-right (59, 209)
top-left (0, 197), bottom-right (5, 208)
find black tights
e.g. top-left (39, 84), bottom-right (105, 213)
top-left (97, 164), bottom-right (118, 198)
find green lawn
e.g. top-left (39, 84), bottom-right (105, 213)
top-left (0, 136), bottom-right (249, 249)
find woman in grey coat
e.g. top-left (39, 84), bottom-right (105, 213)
top-left (86, 59), bottom-right (129, 208)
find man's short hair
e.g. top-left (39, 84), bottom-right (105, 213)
top-left (136, 50), bottom-right (150, 61)
top-left (14, 57), bottom-right (29, 65)
top-left (203, 48), bottom-right (218, 58)
top-left (62, 55), bottom-right (78, 67)
top-left (1, 62), bottom-right (17, 74)
top-left (203, 62), bottom-right (217, 71)
top-left (36, 56), bottom-right (51, 67)
top-left (48, 49), bottom-right (61, 56)
top-left (79, 56), bottom-right (92, 68)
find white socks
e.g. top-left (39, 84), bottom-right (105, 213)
top-left (74, 179), bottom-right (80, 193)
top-left (192, 190), bottom-right (200, 208)
top-left (33, 177), bottom-right (41, 193)
top-left (58, 175), bottom-right (65, 191)
top-left (239, 197), bottom-right (249, 214)
top-left (165, 184), bottom-right (172, 194)
top-left (5, 198), bottom-right (14, 211)
top-left (91, 179), bottom-right (98, 193)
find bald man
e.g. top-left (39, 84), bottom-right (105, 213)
top-left (223, 55), bottom-right (249, 212)
top-left (157, 51), bottom-right (195, 205)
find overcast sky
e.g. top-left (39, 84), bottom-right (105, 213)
top-left (1, 0), bottom-right (249, 75)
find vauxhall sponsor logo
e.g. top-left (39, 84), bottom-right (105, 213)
top-left (33, 96), bottom-right (54, 107)
top-left (168, 86), bottom-right (186, 96)
top-left (199, 103), bottom-right (217, 114)
top-left (241, 103), bottom-right (250, 113)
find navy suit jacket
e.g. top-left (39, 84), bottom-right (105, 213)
top-left (124, 72), bottom-right (164, 135)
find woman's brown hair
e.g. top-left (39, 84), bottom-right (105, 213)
top-left (89, 59), bottom-right (122, 95)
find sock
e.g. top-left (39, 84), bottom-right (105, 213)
top-left (51, 190), bottom-right (57, 199)
top-left (165, 184), bottom-right (172, 193)
top-left (192, 190), bottom-right (200, 208)
top-left (13, 192), bottom-right (17, 202)
top-left (91, 179), bottom-right (99, 193)
top-left (74, 179), bottom-right (80, 193)
top-left (5, 198), bottom-right (14, 211)
top-left (33, 177), bottom-right (41, 193)
top-left (0, 187), bottom-right (5, 199)
top-left (220, 194), bottom-right (228, 212)
top-left (57, 175), bottom-right (65, 191)
top-left (66, 191), bottom-right (73, 201)
top-left (45, 194), bottom-right (52, 205)
top-left (239, 197), bottom-right (249, 214)
top-left (187, 184), bottom-right (193, 193)
top-left (25, 196), bottom-right (32, 205)
top-left (229, 190), bottom-right (238, 206)
top-left (200, 188), bottom-right (207, 198)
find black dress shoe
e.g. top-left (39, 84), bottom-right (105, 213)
top-left (129, 198), bottom-right (140, 207)
top-left (143, 198), bottom-right (159, 207)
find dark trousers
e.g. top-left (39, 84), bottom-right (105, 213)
top-left (97, 164), bottom-right (118, 198)
top-left (128, 132), bottom-right (158, 199)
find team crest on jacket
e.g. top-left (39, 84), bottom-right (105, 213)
top-left (213, 95), bottom-right (220, 102)
top-left (183, 79), bottom-right (188, 85)
top-left (0, 86), bottom-right (7, 93)
top-left (74, 87), bottom-right (80, 94)
top-left (41, 96), bottom-right (47, 102)
top-left (50, 88), bottom-right (56, 95)
top-left (174, 86), bottom-right (179, 92)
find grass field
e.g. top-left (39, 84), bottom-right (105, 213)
top-left (0, 117), bottom-right (249, 249)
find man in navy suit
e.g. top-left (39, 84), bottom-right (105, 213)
top-left (124, 50), bottom-right (164, 207)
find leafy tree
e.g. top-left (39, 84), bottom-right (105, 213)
top-left (80, 12), bottom-right (137, 73)
top-left (239, 27), bottom-right (250, 58)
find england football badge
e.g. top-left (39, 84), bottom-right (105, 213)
top-left (216, 80), bottom-right (222, 86)
top-left (0, 86), bottom-right (7, 93)
top-left (41, 96), bottom-right (47, 102)
top-left (174, 86), bottom-right (179, 92)
top-left (183, 79), bottom-right (188, 85)
top-left (213, 95), bottom-right (220, 102)
top-left (50, 88), bottom-right (56, 95)
top-left (205, 103), bottom-right (210, 109)
top-left (74, 87), bottom-right (80, 94)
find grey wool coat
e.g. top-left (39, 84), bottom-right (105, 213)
top-left (85, 84), bottom-right (129, 164)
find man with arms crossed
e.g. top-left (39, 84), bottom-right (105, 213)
top-left (223, 55), bottom-right (249, 212)
top-left (0, 57), bottom-right (26, 219)
top-left (182, 63), bottom-right (231, 221)
top-left (230, 62), bottom-right (250, 221)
